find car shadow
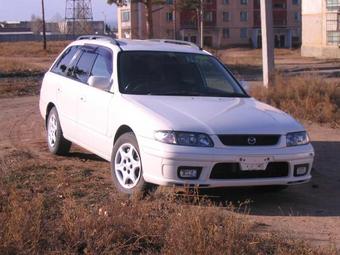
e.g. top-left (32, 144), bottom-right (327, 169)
top-left (183, 141), bottom-right (340, 217)
top-left (66, 151), bottom-right (106, 162)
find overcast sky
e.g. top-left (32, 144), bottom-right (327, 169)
top-left (0, 0), bottom-right (117, 25)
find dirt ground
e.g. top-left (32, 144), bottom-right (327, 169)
top-left (0, 44), bottom-right (339, 251)
top-left (0, 95), bottom-right (339, 249)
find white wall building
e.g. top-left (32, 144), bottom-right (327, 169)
top-left (302, 0), bottom-right (340, 58)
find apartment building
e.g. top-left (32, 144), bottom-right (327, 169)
top-left (301, 0), bottom-right (340, 58)
top-left (118, 0), bottom-right (177, 40)
top-left (117, 0), bottom-right (301, 48)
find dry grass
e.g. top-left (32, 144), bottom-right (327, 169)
top-left (0, 150), bottom-right (336, 254)
top-left (0, 58), bottom-right (44, 75)
top-left (0, 41), bottom-right (69, 58)
top-left (0, 41), bottom-right (69, 76)
top-left (250, 75), bottom-right (340, 126)
top-left (0, 77), bottom-right (41, 98)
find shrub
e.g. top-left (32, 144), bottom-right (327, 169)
top-left (250, 75), bottom-right (340, 125)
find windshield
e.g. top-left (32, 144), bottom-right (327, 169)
top-left (118, 51), bottom-right (248, 97)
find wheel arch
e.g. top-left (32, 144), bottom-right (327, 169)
top-left (114, 125), bottom-right (135, 144)
top-left (45, 102), bottom-right (56, 127)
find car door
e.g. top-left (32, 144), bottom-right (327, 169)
top-left (57, 46), bottom-right (96, 143)
top-left (76, 46), bottom-right (115, 160)
top-left (51, 45), bottom-right (82, 140)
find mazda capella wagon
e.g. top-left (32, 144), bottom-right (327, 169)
top-left (39, 36), bottom-right (314, 195)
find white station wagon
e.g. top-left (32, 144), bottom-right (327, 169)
top-left (39, 36), bottom-right (314, 195)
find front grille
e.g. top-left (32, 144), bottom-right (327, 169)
top-left (218, 135), bottom-right (281, 146)
top-left (209, 162), bottom-right (289, 179)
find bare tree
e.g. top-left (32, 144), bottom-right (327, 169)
top-left (31, 15), bottom-right (43, 34)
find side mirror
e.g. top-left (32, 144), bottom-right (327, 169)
top-left (240, 80), bottom-right (250, 93)
top-left (88, 76), bottom-right (112, 91)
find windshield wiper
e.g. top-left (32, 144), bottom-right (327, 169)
top-left (147, 91), bottom-right (207, 96)
top-left (207, 92), bottom-right (248, 98)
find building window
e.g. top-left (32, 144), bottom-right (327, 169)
top-left (327, 31), bottom-right (340, 44)
top-left (166, 12), bottom-right (173, 22)
top-left (223, 12), bottom-right (230, 22)
top-left (190, 36), bottom-right (197, 43)
top-left (292, 0), bottom-right (300, 5)
top-left (240, 0), bottom-right (248, 5)
top-left (294, 12), bottom-right (300, 22)
top-left (166, 0), bottom-right (173, 4)
top-left (223, 28), bottom-right (230, 38)
top-left (326, 12), bottom-right (340, 44)
top-left (326, 0), bottom-right (340, 10)
top-left (121, 11), bottom-right (130, 22)
top-left (273, 3), bottom-right (286, 8)
top-left (223, 0), bottom-right (229, 4)
top-left (240, 11), bottom-right (248, 21)
top-left (204, 11), bottom-right (213, 22)
top-left (240, 28), bottom-right (247, 38)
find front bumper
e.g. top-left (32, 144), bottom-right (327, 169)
top-left (138, 136), bottom-right (315, 188)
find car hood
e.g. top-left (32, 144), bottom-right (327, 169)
top-left (124, 95), bottom-right (304, 135)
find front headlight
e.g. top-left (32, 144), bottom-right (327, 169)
top-left (154, 131), bottom-right (214, 147)
top-left (286, 131), bottom-right (310, 147)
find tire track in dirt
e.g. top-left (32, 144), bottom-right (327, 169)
top-left (8, 100), bottom-right (43, 157)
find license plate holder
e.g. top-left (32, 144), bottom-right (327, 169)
top-left (239, 156), bottom-right (272, 171)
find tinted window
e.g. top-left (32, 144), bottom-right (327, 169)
top-left (91, 48), bottom-right (113, 78)
top-left (74, 51), bottom-right (97, 83)
top-left (118, 51), bottom-right (247, 97)
top-left (196, 56), bottom-right (235, 93)
top-left (52, 46), bottom-right (79, 75)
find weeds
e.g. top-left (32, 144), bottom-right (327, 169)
top-left (250, 75), bottom-right (340, 125)
top-left (0, 41), bottom-right (69, 58)
top-left (0, 150), bottom-right (336, 254)
top-left (0, 41), bottom-right (68, 75)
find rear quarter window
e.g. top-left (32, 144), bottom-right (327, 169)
top-left (51, 46), bottom-right (79, 75)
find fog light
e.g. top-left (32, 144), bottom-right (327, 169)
top-left (178, 167), bottom-right (202, 179)
top-left (294, 164), bottom-right (309, 177)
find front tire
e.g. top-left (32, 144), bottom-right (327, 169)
top-left (111, 132), bottom-right (154, 196)
top-left (46, 107), bottom-right (71, 155)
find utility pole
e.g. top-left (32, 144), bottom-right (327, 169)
top-left (260, 0), bottom-right (275, 87)
top-left (173, 0), bottom-right (177, 39)
top-left (73, 0), bottom-right (76, 35)
top-left (199, 0), bottom-right (203, 48)
top-left (102, 11), bottom-right (107, 34)
top-left (41, 0), bottom-right (47, 50)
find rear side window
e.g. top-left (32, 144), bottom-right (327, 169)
top-left (52, 46), bottom-right (79, 75)
top-left (74, 51), bottom-right (97, 83)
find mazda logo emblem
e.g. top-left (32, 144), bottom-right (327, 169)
top-left (247, 136), bottom-right (256, 145)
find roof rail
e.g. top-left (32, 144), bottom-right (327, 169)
top-left (148, 39), bottom-right (202, 50)
top-left (77, 35), bottom-right (122, 49)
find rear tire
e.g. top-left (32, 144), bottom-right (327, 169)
top-left (46, 107), bottom-right (71, 155)
top-left (111, 132), bottom-right (156, 197)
